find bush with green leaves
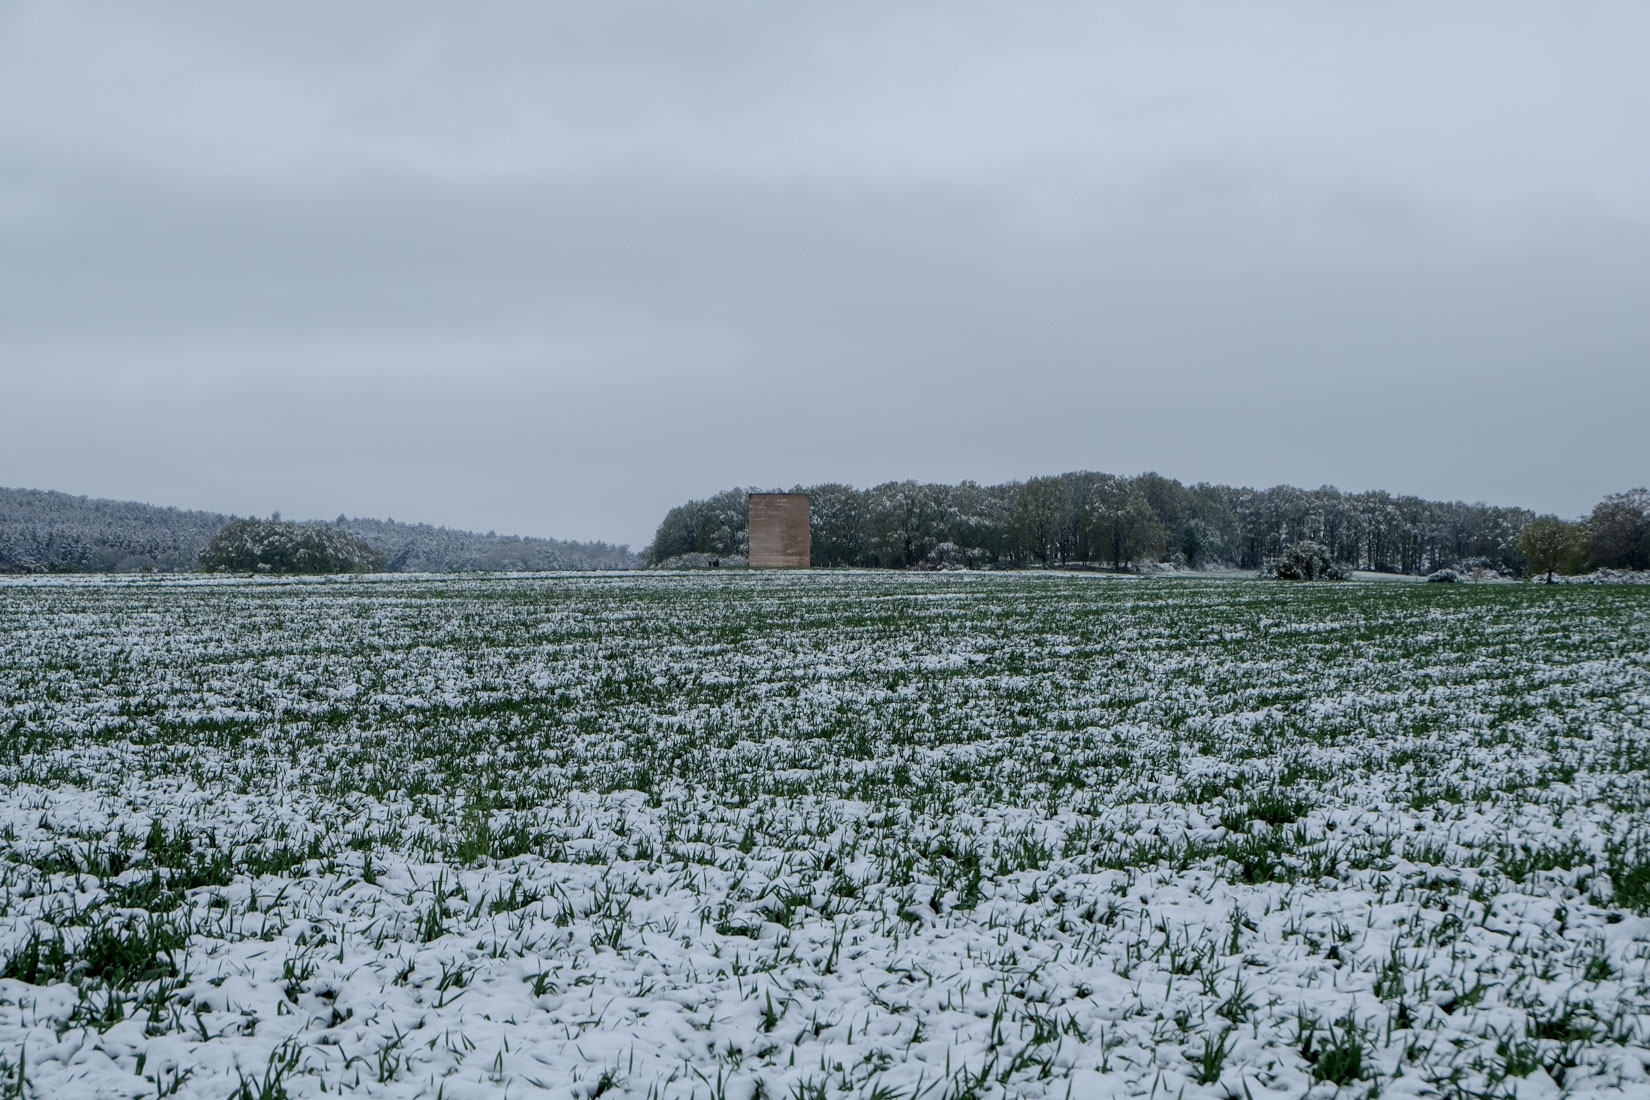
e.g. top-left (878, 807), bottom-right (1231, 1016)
top-left (1518, 516), bottom-right (1587, 583)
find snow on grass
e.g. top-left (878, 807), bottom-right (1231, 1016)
top-left (1, 572), bottom-right (1648, 1098)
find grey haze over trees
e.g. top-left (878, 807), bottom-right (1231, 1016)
top-left (646, 474), bottom-right (1539, 576)
top-left (0, 487), bottom-right (636, 574)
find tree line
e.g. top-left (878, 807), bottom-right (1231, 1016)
top-left (648, 475), bottom-right (1650, 577)
top-left (0, 487), bottom-right (637, 574)
top-left (1519, 488), bottom-right (1650, 581)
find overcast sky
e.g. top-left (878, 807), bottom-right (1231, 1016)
top-left (3, 3), bottom-right (1647, 548)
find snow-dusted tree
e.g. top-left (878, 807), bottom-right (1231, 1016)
top-left (1262, 540), bottom-right (1350, 581)
top-left (1587, 489), bottom-right (1650, 571)
top-left (808, 482), bottom-right (869, 567)
top-left (864, 480), bottom-right (948, 568)
top-left (644, 489), bottom-right (748, 565)
top-left (1086, 476), bottom-right (1166, 570)
top-left (199, 519), bottom-right (385, 574)
top-left (1012, 477), bottom-right (1072, 566)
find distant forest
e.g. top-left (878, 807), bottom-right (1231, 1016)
top-left (0, 487), bottom-right (637, 574)
top-left (7, 478), bottom-right (1642, 578)
top-left (649, 474), bottom-right (1617, 575)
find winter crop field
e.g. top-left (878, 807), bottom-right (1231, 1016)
top-left (2, 572), bottom-right (1648, 1100)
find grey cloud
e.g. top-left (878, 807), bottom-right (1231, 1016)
top-left (3, 3), bottom-right (1647, 548)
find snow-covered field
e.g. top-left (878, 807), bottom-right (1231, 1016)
top-left (2, 572), bottom-right (1648, 1099)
